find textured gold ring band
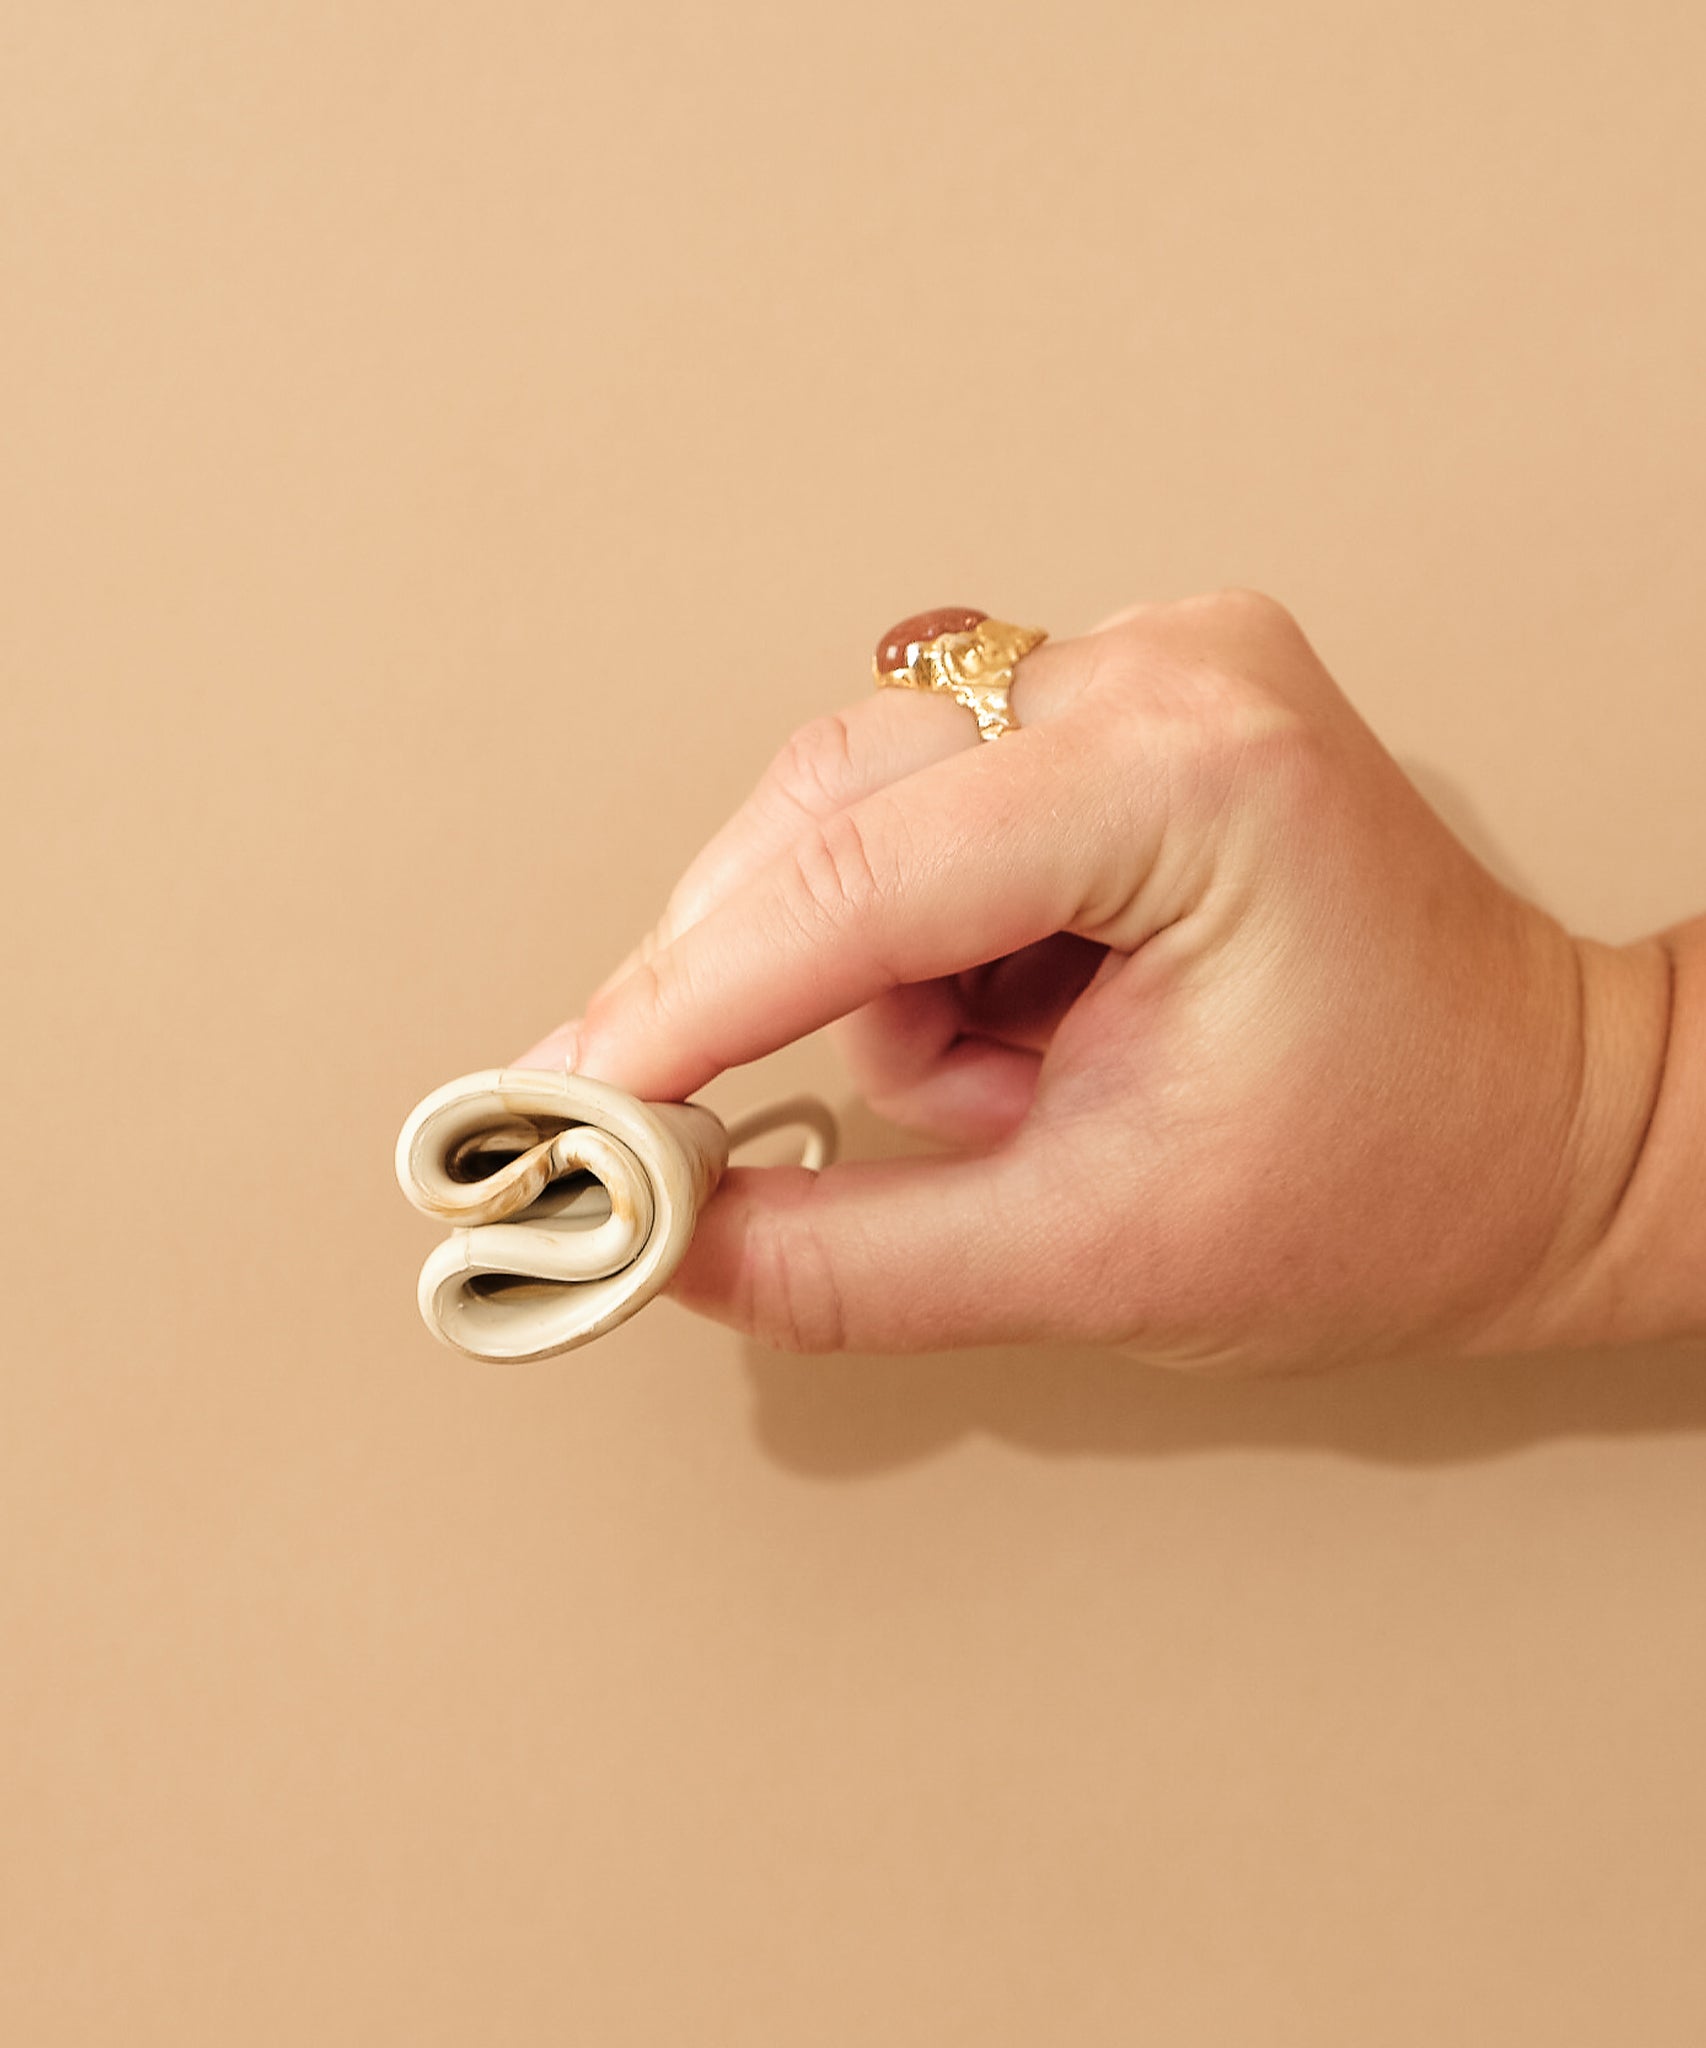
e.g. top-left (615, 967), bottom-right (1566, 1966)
top-left (873, 606), bottom-right (1048, 742)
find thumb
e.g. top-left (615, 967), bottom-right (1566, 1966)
top-left (665, 1145), bottom-right (1085, 1353)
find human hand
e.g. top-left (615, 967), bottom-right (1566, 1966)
top-left (514, 591), bottom-right (1682, 1372)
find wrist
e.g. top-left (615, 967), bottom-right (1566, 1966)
top-left (1483, 915), bottom-right (1706, 1354)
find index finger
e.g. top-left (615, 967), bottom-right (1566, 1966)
top-left (570, 630), bottom-right (1097, 1022)
top-left (567, 719), bottom-right (1155, 1103)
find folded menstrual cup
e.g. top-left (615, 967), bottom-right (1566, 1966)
top-left (394, 1067), bottom-right (837, 1362)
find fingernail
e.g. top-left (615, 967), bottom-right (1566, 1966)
top-left (558, 1018), bottom-right (583, 1074)
top-left (511, 1019), bottom-right (583, 1073)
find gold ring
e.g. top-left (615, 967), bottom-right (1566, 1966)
top-left (873, 607), bottom-right (1047, 742)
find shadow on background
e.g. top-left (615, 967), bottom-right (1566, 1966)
top-left (741, 1327), bottom-right (1706, 1478)
top-left (739, 761), bottom-right (1706, 1478)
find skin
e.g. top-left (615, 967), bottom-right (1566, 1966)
top-left (514, 590), bottom-right (1706, 1373)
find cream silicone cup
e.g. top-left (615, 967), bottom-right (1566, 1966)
top-left (394, 1067), bottom-right (837, 1362)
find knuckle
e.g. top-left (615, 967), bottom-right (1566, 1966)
top-left (1151, 591), bottom-right (1321, 756)
top-left (1061, 593), bottom-right (1337, 858)
top-left (1198, 585), bottom-right (1302, 638)
top-left (1093, 587), bottom-right (1306, 702)
top-left (1185, 692), bottom-right (1323, 828)
top-left (1205, 677), bottom-right (1316, 762)
top-left (768, 711), bottom-right (858, 818)
top-left (788, 806), bottom-right (885, 929)
top-left (1153, 587), bottom-right (1311, 685)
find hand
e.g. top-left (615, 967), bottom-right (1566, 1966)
top-left (514, 591), bottom-right (1677, 1372)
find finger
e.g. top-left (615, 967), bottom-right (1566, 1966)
top-left (601, 632), bottom-right (1088, 987)
top-left (555, 698), bottom-right (966, 1032)
top-left (512, 904), bottom-right (1096, 1084)
top-left (664, 1145), bottom-right (1079, 1353)
top-left (866, 1038), bottom-right (1041, 1145)
top-left (509, 692), bottom-right (1006, 1072)
top-left (512, 1016), bottom-right (584, 1071)
top-left (830, 979), bottom-right (960, 1099)
top-left (835, 937), bottom-right (1110, 1095)
top-left (573, 717), bottom-right (1158, 1102)
top-left (631, 697), bottom-right (969, 967)
top-left (828, 934), bottom-right (1106, 1143)
top-left (831, 983), bottom-right (1042, 1144)
top-left (512, 627), bottom-right (1101, 1072)
top-left (957, 932), bottom-right (1110, 1048)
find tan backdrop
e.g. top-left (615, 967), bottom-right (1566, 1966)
top-left (6, 3), bottom-right (1705, 2041)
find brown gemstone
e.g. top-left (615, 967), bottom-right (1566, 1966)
top-left (874, 607), bottom-right (986, 673)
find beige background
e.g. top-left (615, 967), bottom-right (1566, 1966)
top-left (5, 2), bottom-right (1706, 2040)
